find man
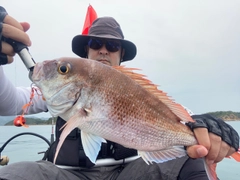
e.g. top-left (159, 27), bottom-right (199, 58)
top-left (0, 10), bottom-right (238, 180)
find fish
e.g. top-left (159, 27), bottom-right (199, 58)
top-left (32, 57), bottom-right (240, 180)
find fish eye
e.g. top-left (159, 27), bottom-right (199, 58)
top-left (58, 63), bottom-right (71, 74)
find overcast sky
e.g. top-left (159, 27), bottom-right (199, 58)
top-left (1, 0), bottom-right (240, 117)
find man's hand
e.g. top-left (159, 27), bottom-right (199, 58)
top-left (0, 6), bottom-right (31, 64)
top-left (186, 114), bottom-right (239, 164)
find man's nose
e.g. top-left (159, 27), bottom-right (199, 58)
top-left (99, 44), bottom-right (109, 55)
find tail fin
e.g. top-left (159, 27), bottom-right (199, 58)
top-left (229, 150), bottom-right (240, 162)
top-left (204, 149), bottom-right (240, 179)
top-left (204, 159), bottom-right (218, 180)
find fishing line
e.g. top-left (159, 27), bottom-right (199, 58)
top-left (13, 57), bottom-right (23, 116)
top-left (12, 57), bottom-right (29, 127)
top-left (14, 57), bottom-right (17, 117)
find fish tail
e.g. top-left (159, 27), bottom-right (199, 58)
top-left (203, 159), bottom-right (218, 180)
top-left (229, 150), bottom-right (240, 162)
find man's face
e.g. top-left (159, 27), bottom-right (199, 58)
top-left (87, 38), bottom-right (123, 66)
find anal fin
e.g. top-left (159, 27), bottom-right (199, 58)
top-left (138, 146), bottom-right (186, 165)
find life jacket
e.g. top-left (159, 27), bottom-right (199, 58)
top-left (44, 117), bottom-right (137, 168)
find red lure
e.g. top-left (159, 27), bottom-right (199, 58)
top-left (13, 86), bottom-right (42, 127)
top-left (13, 115), bottom-right (27, 127)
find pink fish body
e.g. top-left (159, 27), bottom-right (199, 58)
top-left (32, 57), bottom-right (230, 180)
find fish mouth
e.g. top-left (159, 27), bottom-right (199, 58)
top-left (28, 70), bottom-right (34, 82)
top-left (32, 60), bottom-right (58, 83)
top-left (31, 62), bottom-right (43, 82)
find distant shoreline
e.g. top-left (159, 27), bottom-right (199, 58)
top-left (1, 111), bottom-right (240, 126)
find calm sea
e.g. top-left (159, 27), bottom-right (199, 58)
top-left (0, 122), bottom-right (240, 179)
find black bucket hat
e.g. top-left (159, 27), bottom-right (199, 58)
top-left (72, 17), bottom-right (137, 62)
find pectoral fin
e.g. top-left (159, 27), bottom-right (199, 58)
top-left (81, 131), bottom-right (107, 163)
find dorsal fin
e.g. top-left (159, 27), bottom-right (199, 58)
top-left (113, 66), bottom-right (194, 123)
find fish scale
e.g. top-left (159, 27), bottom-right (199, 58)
top-left (72, 80), bottom-right (195, 150)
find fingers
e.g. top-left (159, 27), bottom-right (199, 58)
top-left (2, 15), bottom-right (31, 46)
top-left (4, 15), bottom-right (31, 33)
top-left (3, 15), bottom-right (24, 31)
top-left (191, 130), bottom-right (235, 164)
top-left (187, 145), bottom-right (208, 158)
top-left (20, 22), bottom-right (30, 32)
top-left (1, 40), bottom-right (15, 64)
top-left (187, 128), bottom-right (210, 158)
top-left (206, 133), bottom-right (236, 164)
top-left (205, 133), bottom-right (222, 164)
top-left (1, 41), bottom-right (15, 56)
top-left (214, 141), bottom-right (231, 163)
top-left (193, 128), bottom-right (211, 150)
top-left (0, 13), bottom-right (31, 65)
top-left (2, 23), bottom-right (31, 46)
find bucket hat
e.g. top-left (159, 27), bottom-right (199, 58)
top-left (72, 17), bottom-right (137, 62)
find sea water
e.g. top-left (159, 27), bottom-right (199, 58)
top-left (0, 122), bottom-right (240, 179)
top-left (0, 125), bottom-right (52, 163)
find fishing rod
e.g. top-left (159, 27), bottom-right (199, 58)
top-left (0, 132), bottom-right (51, 166)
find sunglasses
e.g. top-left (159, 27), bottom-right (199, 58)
top-left (87, 38), bottom-right (121, 52)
